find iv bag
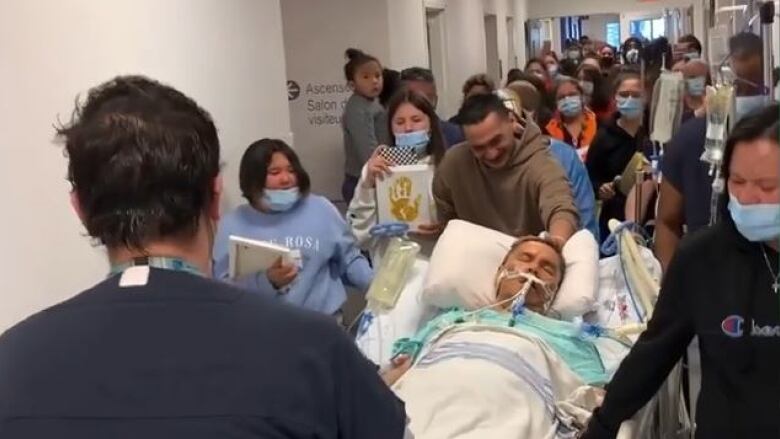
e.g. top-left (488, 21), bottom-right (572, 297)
top-left (650, 71), bottom-right (685, 144)
top-left (366, 238), bottom-right (420, 310)
top-left (701, 84), bottom-right (734, 168)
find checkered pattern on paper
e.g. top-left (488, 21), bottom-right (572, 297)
top-left (379, 146), bottom-right (425, 166)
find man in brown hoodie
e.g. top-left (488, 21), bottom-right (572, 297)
top-left (433, 93), bottom-right (579, 246)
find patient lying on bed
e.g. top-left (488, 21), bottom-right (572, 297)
top-left (381, 236), bottom-right (614, 439)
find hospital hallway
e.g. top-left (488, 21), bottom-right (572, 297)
top-left (1, 0), bottom-right (780, 438)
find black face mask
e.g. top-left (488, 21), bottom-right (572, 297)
top-left (600, 57), bottom-right (615, 69)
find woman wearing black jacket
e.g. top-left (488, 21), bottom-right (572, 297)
top-left (586, 72), bottom-right (650, 241)
top-left (581, 104), bottom-right (780, 438)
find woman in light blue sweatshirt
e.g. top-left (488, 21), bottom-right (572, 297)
top-left (213, 139), bottom-right (373, 316)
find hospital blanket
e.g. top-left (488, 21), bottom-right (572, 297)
top-left (393, 309), bottom-right (609, 385)
top-left (393, 326), bottom-right (605, 439)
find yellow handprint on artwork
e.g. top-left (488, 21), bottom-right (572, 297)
top-left (389, 176), bottom-right (421, 222)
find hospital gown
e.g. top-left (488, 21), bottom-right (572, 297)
top-left (391, 308), bottom-right (613, 439)
top-left (393, 308), bottom-right (609, 385)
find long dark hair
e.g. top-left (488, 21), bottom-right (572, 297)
top-left (578, 65), bottom-right (611, 112)
top-left (717, 103), bottom-right (780, 217)
top-left (386, 88), bottom-right (446, 165)
top-left (239, 138), bottom-right (311, 203)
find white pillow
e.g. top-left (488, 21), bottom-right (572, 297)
top-left (422, 220), bottom-right (599, 320)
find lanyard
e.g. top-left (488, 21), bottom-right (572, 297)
top-left (109, 256), bottom-right (204, 278)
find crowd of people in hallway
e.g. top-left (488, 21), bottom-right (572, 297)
top-left (1, 26), bottom-right (779, 439)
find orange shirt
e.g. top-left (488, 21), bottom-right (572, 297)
top-left (545, 109), bottom-right (598, 161)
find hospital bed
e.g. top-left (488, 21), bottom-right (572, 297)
top-left (355, 220), bottom-right (691, 439)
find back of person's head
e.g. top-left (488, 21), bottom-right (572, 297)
top-left (506, 68), bottom-right (523, 84)
top-left (644, 36), bottom-right (673, 71)
top-left (507, 73), bottom-right (553, 126)
top-left (343, 48), bottom-right (380, 82)
top-left (729, 32), bottom-right (762, 59)
top-left (57, 76), bottom-right (220, 250)
top-left (400, 66), bottom-right (435, 85)
top-left (239, 139), bottom-right (311, 204)
top-left (507, 80), bottom-right (541, 114)
top-left (386, 88), bottom-right (446, 165)
top-left (462, 74), bottom-right (496, 97)
top-left (457, 93), bottom-right (510, 126)
top-left (510, 72), bottom-right (546, 96)
top-left (379, 68), bottom-right (401, 107)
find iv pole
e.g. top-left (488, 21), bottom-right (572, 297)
top-left (707, 0), bottom-right (775, 226)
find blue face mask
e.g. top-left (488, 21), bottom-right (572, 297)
top-left (262, 187), bottom-right (300, 212)
top-left (557, 96), bottom-right (583, 118)
top-left (616, 96), bottom-right (644, 120)
top-left (686, 76), bottom-right (706, 97)
top-left (395, 129), bottom-right (430, 155)
top-left (728, 195), bottom-right (780, 242)
top-left (735, 95), bottom-right (768, 122)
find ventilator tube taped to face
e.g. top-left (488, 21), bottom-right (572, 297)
top-left (495, 270), bottom-right (555, 315)
top-left (366, 237), bottom-right (420, 310)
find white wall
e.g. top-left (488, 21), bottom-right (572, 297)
top-left (0, 0), bottom-right (291, 332)
top-left (387, 0), bottom-right (430, 69)
top-left (281, 0), bottom-right (391, 202)
top-left (512, 0), bottom-right (530, 68)
top-left (485, 14), bottom-right (501, 83)
top-left (485, 0), bottom-right (510, 83)
top-left (581, 13), bottom-right (621, 43)
top-left (443, 0), bottom-right (488, 117)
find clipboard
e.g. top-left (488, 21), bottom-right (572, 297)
top-left (228, 235), bottom-right (296, 279)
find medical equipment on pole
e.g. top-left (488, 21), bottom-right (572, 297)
top-left (365, 237), bottom-right (420, 310)
top-left (649, 70), bottom-right (686, 146)
top-left (703, 0), bottom-right (775, 226)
